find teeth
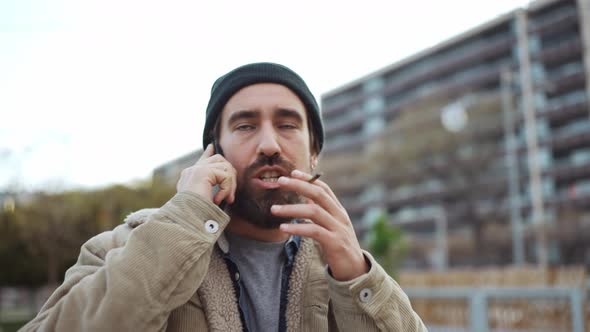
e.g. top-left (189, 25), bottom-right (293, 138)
top-left (260, 171), bottom-right (280, 179)
top-left (259, 171), bottom-right (281, 182)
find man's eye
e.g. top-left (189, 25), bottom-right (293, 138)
top-left (279, 124), bottom-right (297, 129)
top-left (236, 124), bottom-right (255, 131)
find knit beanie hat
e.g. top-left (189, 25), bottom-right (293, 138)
top-left (202, 62), bottom-right (324, 153)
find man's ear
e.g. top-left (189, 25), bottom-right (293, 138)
top-left (311, 154), bottom-right (318, 171)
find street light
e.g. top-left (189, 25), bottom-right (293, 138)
top-left (436, 97), bottom-right (473, 270)
top-left (434, 98), bottom-right (471, 270)
top-left (441, 99), bottom-right (468, 133)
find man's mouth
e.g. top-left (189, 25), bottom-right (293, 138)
top-left (251, 166), bottom-right (290, 189)
top-left (258, 171), bottom-right (281, 183)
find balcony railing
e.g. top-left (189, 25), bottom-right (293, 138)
top-left (538, 38), bottom-right (582, 65)
top-left (323, 132), bottom-right (369, 154)
top-left (546, 72), bottom-right (586, 97)
top-left (324, 109), bottom-right (366, 135)
top-left (382, 38), bottom-right (511, 100)
top-left (546, 158), bottom-right (590, 181)
top-left (529, 5), bottom-right (578, 34)
top-left (336, 155), bottom-right (590, 226)
top-left (322, 35), bottom-right (513, 116)
top-left (545, 61), bottom-right (584, 81)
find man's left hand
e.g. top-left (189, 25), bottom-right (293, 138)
top-left (271, 169), bottom-right (369, 281)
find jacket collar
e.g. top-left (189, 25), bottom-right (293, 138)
top-left (125, 208), bottom-right (301, 256)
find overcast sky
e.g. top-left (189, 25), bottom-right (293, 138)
top-left (0, 0), bottom-right (531, 191)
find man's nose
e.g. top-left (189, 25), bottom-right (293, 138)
top-left (256, 124), bottom-right (281, 157)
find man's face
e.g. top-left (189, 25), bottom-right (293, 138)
top-left (218, 83), bottom-right (317, 228)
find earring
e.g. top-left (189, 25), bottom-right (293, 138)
top-left (311, 160), bottom-right (318, 172)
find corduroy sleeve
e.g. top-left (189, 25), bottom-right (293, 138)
top-left (19, 192), bottom-right (229, 332)
top-left (326, 251), bottom-right (428, 332)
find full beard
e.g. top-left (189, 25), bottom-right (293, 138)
top-left (228, 154), bottom-right (305, 229)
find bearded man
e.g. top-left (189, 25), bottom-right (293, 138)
top-left (21, 63), bottom-right (427, 332)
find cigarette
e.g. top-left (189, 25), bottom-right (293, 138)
top-left (308, 173), bottom-right (322, 183)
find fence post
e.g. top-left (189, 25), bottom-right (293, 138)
top-left (470, 290), bottom-right (488, 332)
top-left (570, 289), bottom-right (584, 332)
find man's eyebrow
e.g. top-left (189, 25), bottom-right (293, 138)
top-left (227, 110), bottom-right (260, 125)
top-left (275, 108), bottom-right (304, 123)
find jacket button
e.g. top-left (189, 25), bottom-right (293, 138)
top-left (204, 220), bottom-right (219, 234)
top-left (235, 272), bottom-right (240, 281)
top-left (359, 288), bottom-right (372, 303)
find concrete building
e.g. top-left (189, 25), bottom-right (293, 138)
top-left (321, 0), bottom-right (590, 269)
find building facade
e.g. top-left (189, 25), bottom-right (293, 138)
top-left (320, 0), bottom-right (590, 269)
top-left (152, 0), bottom-right (590, 269)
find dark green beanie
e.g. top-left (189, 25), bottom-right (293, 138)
top-left (202, 62), bottom-right (324, 153)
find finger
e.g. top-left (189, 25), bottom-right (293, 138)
top-left (208, 162), bottom-right (236, 203)
top-left (290, 169), bottom-right (317, 182)
top-left (290, 170), bottom-right (343, 209)
top-left (210, 168), bottom-right (234, 205)
top-left (206, 154), bottom-right (228, 164)
top-left (209, 161), bottom-right (232, 172)
top-left (271, 204), bottom-right (337, 231)
top-left (224, 164), bottom-right (236, 204)
top-left (198, 144), bottom-right (215, 162)
top-left (277, 176), bottom-right (343, 220)
top-left (280, 222), bottom-right (331, 243)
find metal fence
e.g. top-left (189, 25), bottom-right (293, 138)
top-left (405, 287), bottom-right (585, 332)
top-left (1, 285), bottom-right (586, 331)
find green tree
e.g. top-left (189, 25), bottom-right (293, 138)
top-left (0, 207), bottom-right (47, 286)
top-left (366, 211), bottom-right (407, 278)
top-left (1, 180), bottom-right (175, 286)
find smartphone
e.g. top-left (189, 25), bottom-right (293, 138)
top-left (211, 139), bottom-right (227, 210)
top-left (213, 139), bottom-right (224, 157)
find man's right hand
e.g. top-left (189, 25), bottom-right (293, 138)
top-left (176, 144), bottom-right (237, 205)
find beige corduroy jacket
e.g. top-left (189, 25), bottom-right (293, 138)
top-left (20, 192), bottom-right (427, 332)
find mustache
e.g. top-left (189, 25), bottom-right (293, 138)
top-left (244, 153), bottom-right (296, 177)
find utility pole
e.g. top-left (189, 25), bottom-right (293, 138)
top-left (515, 10), bottom-right (548, 267)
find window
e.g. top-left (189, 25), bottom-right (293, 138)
top-left (529, 36), bottom-right (542, 54)
top-left (364, 96), bottom-right (385, 114)
top-left (363, 117), bottom-right (385, 136)
top-left (363, 78), bottom-right (384, 93)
